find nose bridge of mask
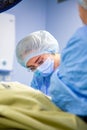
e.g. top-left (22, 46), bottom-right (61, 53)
top-left (36, 57), bottom-right (54, 75)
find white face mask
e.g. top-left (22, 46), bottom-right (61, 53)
top-left (35, 57), bottom-right (54, 77)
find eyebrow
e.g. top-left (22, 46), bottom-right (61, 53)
top-left (27, 65), bottom-right (35, 68)
top-left (34, 56), bottom-right (41, 63)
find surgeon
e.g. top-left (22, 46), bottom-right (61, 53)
top-left (16, 30), bottom-right (60, 95)
top-left (48, 0), bottom-right (87, 122)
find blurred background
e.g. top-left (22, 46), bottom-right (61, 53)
top-left (0, 0), bottom-right (82, 86)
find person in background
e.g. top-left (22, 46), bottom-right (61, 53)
top-left (48, 0), bottom-right (87, 122)
top-left (16, 30), bottom-right (60, 95)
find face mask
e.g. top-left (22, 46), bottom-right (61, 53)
top-left (35, 57), bottom-right (54, 77)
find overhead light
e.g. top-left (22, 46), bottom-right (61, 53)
top-left (0, 0), bottom-right (22, 13)
top-left (57, 0), bottom-right (67, 3)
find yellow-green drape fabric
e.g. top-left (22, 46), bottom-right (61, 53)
top-left (0, 81), bottom-right (87, 130)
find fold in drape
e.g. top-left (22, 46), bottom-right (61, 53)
top-left (0, 81), bottom-right (87, 130)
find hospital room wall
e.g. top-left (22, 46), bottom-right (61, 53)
top-left (5, 0), bottom-right (47, 85)
top-left (46, 0), bottom-right (82, 52)
top-left (4, 0), bottom-right (82, 86)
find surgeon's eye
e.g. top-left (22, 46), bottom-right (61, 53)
top-left (30, 67), bottom-right (37, 71)
top-left (37, 60), bottom-right (43, 65)
top-left (35, 56), bottom-right (44, 66)
top-left (27, 65), bottom-right (37, 71)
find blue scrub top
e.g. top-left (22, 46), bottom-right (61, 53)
top-left (31, 72), bottom-right (52, 95)
top-left (49, 25), bottom-right (87, 116)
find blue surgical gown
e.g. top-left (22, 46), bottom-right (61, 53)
top-left (31, 72), bottom-right (52, 95)
top-left (49, 25), bottom-right (87, 116)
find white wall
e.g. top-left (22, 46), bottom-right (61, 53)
top-left (0, 13), bottom-right (15, 71)
top-left (46, 0), bottom-right (82, 52)
top-left (5, 0), bottom-right (46, 85)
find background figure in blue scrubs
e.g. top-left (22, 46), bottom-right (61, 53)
top-left (16, 30), bottom-right (60, 95)
top-left (49, 0), bottom-right (87, 122)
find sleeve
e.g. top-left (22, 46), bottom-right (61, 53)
top-left (49, 27), bottom-right (87, 116)
top-left (49, 68), bottom-right (87, 116)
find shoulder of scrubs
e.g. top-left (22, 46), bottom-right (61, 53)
top-left (31, 73), bottom-right (43, 90)
top-left (59, 25), bottom-right (87, 90)
top-left (31, 72), bottom-right (51, 95)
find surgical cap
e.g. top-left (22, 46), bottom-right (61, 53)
top-left (16, 30), bottom-right (59, 67)
top-left (78, 0), bottom-right (87, 9)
